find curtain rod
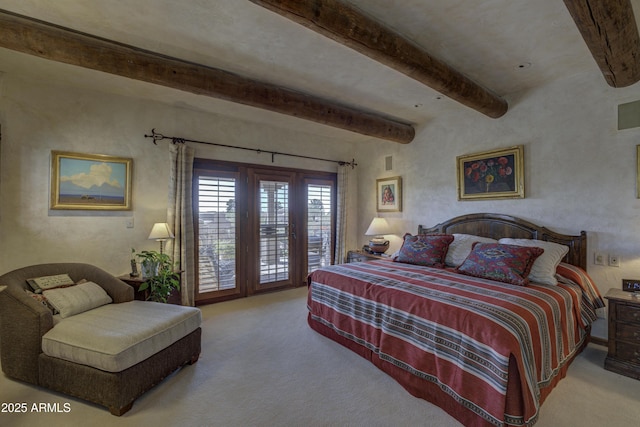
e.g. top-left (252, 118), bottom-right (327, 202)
top-left (144, 129), bottom-right (357, 168)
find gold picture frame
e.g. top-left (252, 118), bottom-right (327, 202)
top-left (456, 145), bottom-right (524, 200)
top-left (50, 151), bottom-right (133, 210)
top-left (376, 176), bottom-right (402, 212)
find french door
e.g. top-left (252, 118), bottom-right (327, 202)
top-left (193, 159), bottom-right (335, 304)
top-left (251, 169), bottom-right (297, 292)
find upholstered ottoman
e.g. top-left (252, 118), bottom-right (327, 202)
top-left (42, 301), bottom-right (201, 373)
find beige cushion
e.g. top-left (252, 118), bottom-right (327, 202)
top-left (498, 238), bottom-right (569, 285)
top-left (445, 234), bottom-right (498, 267)
top-left (42, 301), bottom-right (201, 372)
top-left (43, 281), bottom-right (112, 318)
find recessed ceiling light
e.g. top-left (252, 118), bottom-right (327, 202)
top-left (516, 62), bottom-right (532, 69)
top-left (414, 103), bottom-right (423, 108)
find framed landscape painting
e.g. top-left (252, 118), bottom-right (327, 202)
top-left (50, 151), bottom-right (133, 210)
top-left (456, 145), bottom-right (524, 200)
top-left (376, 176), bottom-right (402, 212)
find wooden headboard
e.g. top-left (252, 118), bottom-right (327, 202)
top-left (418, 213), bottom-right (587, 270)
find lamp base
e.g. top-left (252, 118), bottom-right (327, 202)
top-left (368, 240), bottom-right (389, 254)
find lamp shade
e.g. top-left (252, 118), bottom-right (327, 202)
top-left (148, 223), bottom-right (174, 241)
top-left (365, 217), bottom-right (391, 254)
top-left (365, 217), bottom-right (391, 236)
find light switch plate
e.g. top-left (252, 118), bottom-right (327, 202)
top-left (594, 252), bottom-right (605, 265)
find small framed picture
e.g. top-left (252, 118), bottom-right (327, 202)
top-left (376, 176), bottom-right (402, 212)
top-left (456, 145), bottom-right (524, 200)
top-left (50, 151), bottom-right (133, 210)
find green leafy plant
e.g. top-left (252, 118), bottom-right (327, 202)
top-left (135, 250), bottom-right (180, 303)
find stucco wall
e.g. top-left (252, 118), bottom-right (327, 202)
top-left (3, 65), bottom-right (640, 339)
top-left (355, 69), bottom-right (640, 338)
top-left (0, 74), bottom-right (357, 278)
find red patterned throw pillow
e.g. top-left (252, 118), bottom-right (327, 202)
top-left (395, 233), bottom-right (454, 268)
top-left (456, 242), bottom-right (544, 286)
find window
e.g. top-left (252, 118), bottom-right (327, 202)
top-left (307, 182), bottom-right (333, 273)
top-left (197, 175), bottom-right (236, 292)
top-left (193, 159), bottom-right (336, 304)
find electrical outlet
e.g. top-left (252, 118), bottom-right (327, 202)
top-left (594, 252), bottom-right (605, 265)
top-left (126, 218), bottom-right (134, 229)
top-left (609, 254), bottom-right (620, 267)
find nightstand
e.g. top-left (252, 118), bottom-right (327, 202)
top-left (346, 250), bottom-right (389, 263)
top-left (604, 288), bottom-right (640, 380)
top-left (117, 275), bottom-right (149, 301)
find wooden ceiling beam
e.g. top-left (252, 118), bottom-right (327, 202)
top-left (0, 9), bottom-right (415, 144)
top-left (249, 0), bottom-right (508, 119)
top-left (563, 0), bottom-right (640, 88)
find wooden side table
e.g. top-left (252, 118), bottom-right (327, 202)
top-left (604, 288), bottom-right (640, 380)
top-left (117, 274), bottom-right (182, 304)
top-left (117, 275), bottom-right (149, 301)
top-left (346, 250), bottom-right (389, 263)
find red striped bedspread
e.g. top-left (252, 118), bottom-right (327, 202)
top-left (307, 260), bottom-right (603, 426)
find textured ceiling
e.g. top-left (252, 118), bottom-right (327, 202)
top-left (0, 0), bottom-right (638, 142)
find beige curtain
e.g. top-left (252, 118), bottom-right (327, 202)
top-left (167, 143), bottom-right (196, 306)
top-left (334, 165), bottom-right (355, 264)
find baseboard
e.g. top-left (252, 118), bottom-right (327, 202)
top-left (590, 336), bottom-right (608, 347)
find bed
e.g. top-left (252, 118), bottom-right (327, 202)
top-left (307, 213), bottom-right (604, 427)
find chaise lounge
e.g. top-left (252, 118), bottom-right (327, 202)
top-left (0, 263), bottom-right (202, 415)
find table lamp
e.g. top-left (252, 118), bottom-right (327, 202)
top-left (148, 222), bottom-right (174, 254)
top-left (365, 217), bottom-right (391, 254)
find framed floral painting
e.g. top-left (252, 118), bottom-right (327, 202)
top-left (50, 151), bottom-right (133, 210)
top-left (456, 145), bottom-right (524, 200)
top-left (376, 176), bottom-right (402, 212)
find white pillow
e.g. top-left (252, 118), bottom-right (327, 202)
top-left (498, 238), bottom-right (569, 285)
top-left (43, 281), bottom-right (112, 318)
top-left (445, 234), bottom-right (498, 267)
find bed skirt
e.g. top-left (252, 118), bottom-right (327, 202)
top-left (308, 314), bottom-right (588, 427)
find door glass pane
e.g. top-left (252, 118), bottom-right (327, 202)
top-left (197, 176), bottom-right (236, 292)
top-left (259, 180), bottom-right (289, 284)
top-left (307, 184), bottom-right (332, 273)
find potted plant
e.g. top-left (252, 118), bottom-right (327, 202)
top-left (136, 249), bottom-right (157, 279)
top-left (135, 250), bottom-right (180, 303)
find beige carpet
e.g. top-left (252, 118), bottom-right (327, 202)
top-left (1, 286), bottom-right (639, 427)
